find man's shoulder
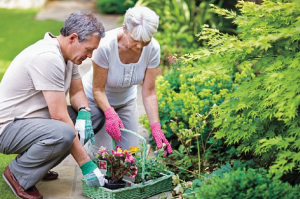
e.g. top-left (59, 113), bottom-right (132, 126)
top-left (25, 39), bottom-right (63, 61)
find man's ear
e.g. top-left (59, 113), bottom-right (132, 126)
top-left (68, 33), bottom-right (78, 44)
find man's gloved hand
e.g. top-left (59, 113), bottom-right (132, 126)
top-left (151, 122), bottom-right (172, 155)
top-left (80, 160), bottom-right (107, 187)
top-left (75, 110), bottom-right (94, 145)
top-left (104, 107), bottom-right (124, 141)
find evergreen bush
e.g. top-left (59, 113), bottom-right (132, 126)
top-left (96, 0), bottom-right (136, 14)
top-left (194, 169), bottom-right (300, 199)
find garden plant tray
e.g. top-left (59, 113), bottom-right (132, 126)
top-left (81, 169), bottom-right (173, 199)
top-left (81, 129), bottom-right (174, 199)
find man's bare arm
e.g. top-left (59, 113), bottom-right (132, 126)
top-left (69, 78), bottom-right (89, 110)
top-left (42, 90), bottom-right (90, 166)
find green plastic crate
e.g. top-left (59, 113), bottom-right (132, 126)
top-left (81, 129), bottom-right (174, 199)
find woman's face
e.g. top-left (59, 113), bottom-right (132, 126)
top-left (126, 32), bottom-right (151, 53)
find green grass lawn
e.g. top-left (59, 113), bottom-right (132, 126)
top-left (0, 154), bottom-right (18, 198)
top-left (0, 8), bottom-right (63, 81)
top-left (0, 8), bottom-right (63, 197)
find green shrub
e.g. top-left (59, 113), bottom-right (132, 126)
top-left (140, 61), bottom-right (237, 180)
top-left (154, 24), bottom-right (198, 68)
top-left (96, 0), bottom-right (136, 14)
top-left (169, 0), bottom-right (300, 174)
top-left (140, 63), bottom-right (233, 147)
top-left (205, 0), bottom-right (300, 174)
top-left (194, 169), bottom-right (300, 199)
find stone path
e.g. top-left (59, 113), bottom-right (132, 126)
top-left (35, 0), bottom-right (122, 31)
top-left (34, 1), bottom-right (172, 198)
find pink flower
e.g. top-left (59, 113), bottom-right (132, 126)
top-left (125, 152), bottom-right (135, 164)
top-left (101, 152), bottom-right (108, 159)
top-left (111, 149), bottom-right (123, 157)
top-left (98, 146), bottom-right (108, 158)
top-left (115, 145), bottom-right (122, 151)
top-left (129, 165), bottom-right (138, 178)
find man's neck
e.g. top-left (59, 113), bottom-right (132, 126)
top-left (56, 35), bottom-right (68, 63)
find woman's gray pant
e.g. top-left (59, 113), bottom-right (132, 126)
top-left (0, 118), bottom-right (75, 190)
top-left (68, 98), bottom-right (139, 151)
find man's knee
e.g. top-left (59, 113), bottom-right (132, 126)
top-left (50, 121), bottom-right (75, 150)
top-left (60, 123), bottom-right (75, 147)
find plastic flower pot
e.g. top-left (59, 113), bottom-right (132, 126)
top-left (104, 180), bottom-right (126, 190)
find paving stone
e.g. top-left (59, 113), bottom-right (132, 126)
top-left (36, 165), bottom-right (76, 198)
top-left (71, 166), bottom-right (89, 199)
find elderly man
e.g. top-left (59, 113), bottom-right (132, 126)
top-left (0, 11), bottom-right (106, 199)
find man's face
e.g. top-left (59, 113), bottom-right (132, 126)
top-left (69, 34), bottom-right (100, 65)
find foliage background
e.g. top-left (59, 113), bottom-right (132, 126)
top-left (135, 0), bottom-right (238, 70)
top-left (96, 0), bottom-right (137, 14)
top-left (140, 0), bottom-right (300, 192)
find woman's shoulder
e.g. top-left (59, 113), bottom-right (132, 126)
top-left (147, 37), bottom-right (160, 52)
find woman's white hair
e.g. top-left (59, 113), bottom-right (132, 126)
top-left (124, 6), bottom-right (159, 42)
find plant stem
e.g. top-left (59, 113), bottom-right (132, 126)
top-left (205, 128), bottom-right (216, 149)
top-left (108, 157), bottom-right (114, 181)
top-left (196, 136), bottom-right (201, 176)
top-left (171, 128), bottom-right (195, 167)
top-left (167, 163), bottom-right (210, 180)
top-left (205, 139), bottom-right (219, 152)
top-left (116, 169), bottom-right (129, 182)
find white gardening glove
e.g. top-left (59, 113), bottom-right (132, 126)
top-left (80, 160), bottom-right (107, 187)
top-left (75, 110), bottom-right (94, 145)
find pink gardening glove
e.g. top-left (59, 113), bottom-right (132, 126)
top-left (104, 107), bottom-right (124, 141)
top-left (151, 122), bottom-right (172, 155)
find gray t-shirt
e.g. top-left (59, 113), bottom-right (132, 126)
top-left (0, 32), bottom-right (81, 134)
top-left (82, 28), bottom-right (160, 106)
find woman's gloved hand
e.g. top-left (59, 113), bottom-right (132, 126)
top-left (75, 110), bottom-right (94, 145)
top-left (104, 107), bottom-right (124, 141)
top-left (151, 122), bottom-right (172, 155)
top-left (80, 160), bottom-right (107, 187)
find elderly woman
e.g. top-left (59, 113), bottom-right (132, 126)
top-left (80, 6), bottom-right (172, 154)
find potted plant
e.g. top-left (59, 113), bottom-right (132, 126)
top-left (95, 145), bottom-right (138, 189)
top-left (83, 129), bottom-right (173, 198)
top-left (122, 144), bottom-right (168, 186)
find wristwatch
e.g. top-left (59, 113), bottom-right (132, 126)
top-left (78, 107), bottom-right (91, 112)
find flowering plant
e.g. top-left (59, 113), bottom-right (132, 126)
top-left (96, 145), bottom-right (138, 184)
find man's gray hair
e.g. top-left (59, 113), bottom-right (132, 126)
top-left (124, 6), bottom-right (159, 43)
top-left (60, 11), bottom-right (105, 42)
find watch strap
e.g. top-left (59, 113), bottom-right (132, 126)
top-left (79, 107), bottom-right (91, 112)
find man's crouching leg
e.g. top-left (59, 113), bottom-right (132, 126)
top-left (0, 118), bottom-right (75, 198)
